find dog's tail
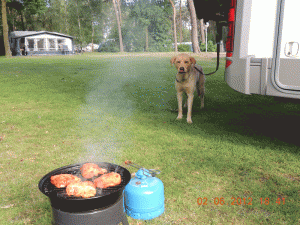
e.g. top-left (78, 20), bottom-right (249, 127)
top-left (196, 81), bottom-right (200, 97)
top-left (194, 65), bottom-right (205, 97)
top-left (197, 81), bottom-right (205, 98)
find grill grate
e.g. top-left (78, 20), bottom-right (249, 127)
top-left (40, 162), bottom-right (128, 200)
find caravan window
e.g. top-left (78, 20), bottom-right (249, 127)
top-left (48, 38), bottom-right (56, 51)
top-left (37, 39), bottom-right (45, 50)
top-left (57, 39), bottom-right (66, 50)
top-left (27, 39), bottom-right (34, 51)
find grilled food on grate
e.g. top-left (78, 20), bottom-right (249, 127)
top-left (66, 181), bottom-right (96, 198)
top-left (94, 172), bottom-right (121, 188)
top-left (81, 163), bottom-right (107, 179)
top-left (50, 174), bottom-right (81, 188)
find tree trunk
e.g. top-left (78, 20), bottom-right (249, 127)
top-left (75, 0), bottom-right (82, 47)
top-left (200, 19), bottom-right (205, 44)
top-left (187, 0), bottom-right (200, 53)
top-left (91, 22), bottom-right (94, 52)
top-left (88, 0), bottom-right (94, 52)
top-left (1, 0), bottom-right (12, 57)
top-left (179, 0), bottom-right (183, 43)
top-left (169, 0), bottom-right (177, 52)
top-left (112, 0), bottom-right (123, 52)
top-left (145, 26), bottom-right (148, 51)
top-left (116, 0), bottom-right (122, 24)
top-left (64, 0), bottom-right (69, 34)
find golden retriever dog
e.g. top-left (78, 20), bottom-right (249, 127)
top-left (170, 53), bottom-right (205, 124)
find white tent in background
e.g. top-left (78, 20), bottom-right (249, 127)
top-left (9, 31), bottom-right (74, 56)
top-left (85, 43), bottom-right (100, 52)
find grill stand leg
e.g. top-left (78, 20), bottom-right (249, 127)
top-left (120, 211), bottom-right (129, 225)
top-left (52, 195), bottom-right (129, 225)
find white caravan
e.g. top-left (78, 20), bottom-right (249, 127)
top-left (225, 0), bottom-right (300, 99)
top-left (195, 0), bottom-right (300, 100)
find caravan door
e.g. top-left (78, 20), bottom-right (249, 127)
top-left (270, 0), bottom-right (300, 96)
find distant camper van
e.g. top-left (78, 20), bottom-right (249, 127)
top-left (225, 0), bottom-right (300, 99)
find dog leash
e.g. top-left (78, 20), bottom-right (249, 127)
top-left (194, 20), bottom-right (223, 76)
top-left (194, 44), bottom-right (220, 76)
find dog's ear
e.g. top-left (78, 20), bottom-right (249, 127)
top-left (190, 57), bottom-right (196, 65)
top-left (170, 56), bottom-right (177, 65)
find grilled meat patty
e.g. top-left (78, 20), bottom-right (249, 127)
top-left (66, 181), bottom-right (96, 198)
top-left (94, 172), bottom-right (121, 188)
top-left (81, 163), bottom-right (107, 179)
top-left (50, 174), bottom-right (81, 188)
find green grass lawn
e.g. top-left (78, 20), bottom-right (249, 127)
top-left (0, 52), bottom-right (299, 225)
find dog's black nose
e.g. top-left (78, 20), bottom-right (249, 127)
top-left (179, 67), bottom-right (185, 72)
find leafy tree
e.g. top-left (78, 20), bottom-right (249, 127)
top-left (187, 0), bottom-right (200, 53)
top-left (68, 0), bottom-right (103, 48)
top-left (112, 0), bottom-right (123, 51)
top-left (169, 0), bottom-right (177, 52)
top-left (123, 0), bottom-right (172, 52)
top-left (6, 0), bottom-right (25, 30)
top-left (44, 0), bottom-right (70, 34)
top-left (4, 0), bottom-right (47, 31)
top-left (1, 0), bottom-right (222, 54)
top-left (1, 0), bottom-right (11, 57)
top-left (175, 1), bottom-right (193, 43)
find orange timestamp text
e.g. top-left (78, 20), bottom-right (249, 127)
top-left (197, 197), bottom-right (286, 206)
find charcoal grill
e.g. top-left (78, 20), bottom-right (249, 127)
top-left (39, 162), bottom-right (131, 225)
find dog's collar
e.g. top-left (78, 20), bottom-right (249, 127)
top-left (176, 78), bottom-right (183, 83)
top-left (176, 73), bottom-right (190, 83)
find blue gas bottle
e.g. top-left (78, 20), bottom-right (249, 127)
top-left (124, 163), bottom-right (164, 220)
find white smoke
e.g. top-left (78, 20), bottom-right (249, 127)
top-left (74, 57), bottom-right (135, 164)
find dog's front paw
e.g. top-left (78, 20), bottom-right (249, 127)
top-left (187, 118), bottom-right (193, 124)
top-left (176, 115), bottom-right (183, 120)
